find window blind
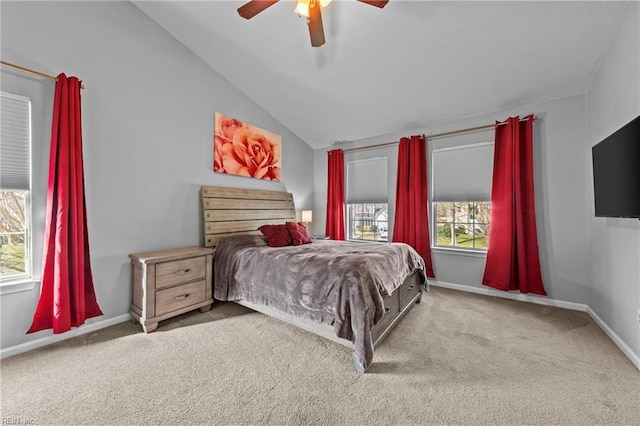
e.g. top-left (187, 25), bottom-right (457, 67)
top-left (0, 91), bottom-right (31, 191)
top-left (346, 157), bottom-right (388, 204)
top-left (432, 142), bottom-right (494, 202)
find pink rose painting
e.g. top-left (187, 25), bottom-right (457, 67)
top-left (214, 112), bottom-right (282, 182)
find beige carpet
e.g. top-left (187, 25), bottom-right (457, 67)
top-left (1, 286), bottom-right (639, 425)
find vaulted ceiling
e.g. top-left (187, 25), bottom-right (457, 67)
top-left (133, 1), bottom-right (628, 148)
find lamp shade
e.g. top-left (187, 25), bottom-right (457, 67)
top-left (301, 210), bottom-right (313, 223)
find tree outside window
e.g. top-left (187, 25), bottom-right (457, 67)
top-left (0, 190), bottom-right (28, 279)
top-left (434, 201), bottom-right (490, 250)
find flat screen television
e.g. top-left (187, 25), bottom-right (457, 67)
top-left (592, 115), bottom-right (640, 218)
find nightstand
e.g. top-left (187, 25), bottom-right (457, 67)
top-left (129, 246), bottom-right (214, 333)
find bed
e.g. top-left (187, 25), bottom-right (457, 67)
top-left (201, 186), bottom-right (427, 372)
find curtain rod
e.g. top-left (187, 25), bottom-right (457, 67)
top-left (342, 115), bottom-right (537, 153)
top-left (0, 60), bottom-right (85, 89)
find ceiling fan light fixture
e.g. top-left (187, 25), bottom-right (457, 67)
top-left (294, 0), bottom-right (311, 18)
top-left (295, 0), bottom-right (329, 18)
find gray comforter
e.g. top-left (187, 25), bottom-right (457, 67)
top-left (213, 235), bottom-right (426, 371)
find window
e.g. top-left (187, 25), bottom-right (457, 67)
top-left (346, 157), bottom-right (388, 242)
top-left (434, 202), bottom-right (490, 249)
top-left (348, 203), bottom-right (388, 241)
top-left (431, 142), bottom-right (493, 251)
top-left (1, 91), bottom-right (32, 282)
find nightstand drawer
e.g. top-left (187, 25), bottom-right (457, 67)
top-left (155, 256), bottom-right (206, 290)
top-left (155, 279), bottom-right (206, 316)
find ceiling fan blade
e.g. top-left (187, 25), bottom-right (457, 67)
top-left (308, 1), bottom-right (325, 47)
top-left (357, 0), bottom-right (389, 8)
top-left (237, 0), bottom-right (279, 19)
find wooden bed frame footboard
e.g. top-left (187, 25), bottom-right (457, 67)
top-left (201, 186), bottom-right (423, 371)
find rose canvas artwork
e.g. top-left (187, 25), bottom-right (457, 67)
top-left (214, 112), bottom-right (282, 182)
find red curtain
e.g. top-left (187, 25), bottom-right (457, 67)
top-left (28, 74), bottom-right (103, 334)
top-left (325, 149), bottom-right (345, 240)
top-left (482, 115), bottom-right (546, 295)
top-left (392, 135), bottom-right (435, 278)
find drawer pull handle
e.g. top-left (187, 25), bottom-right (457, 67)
top-left (175, 268), bottom-right (191, 276)
top-left (408, 285), bottom-right (415, 289)
top-left (385, 307), bottom-right (390, 313)
top-left (174, 293), bottom-right (190, 300)
top-left (381, 291), bottom-right (389, 296)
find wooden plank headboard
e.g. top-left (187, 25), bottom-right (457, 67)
top-left (201, 186), bottom-right (296, 247)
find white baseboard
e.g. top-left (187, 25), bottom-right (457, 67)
top-left (0, 314), bottom-right (132, 359)
top-left (430, 280), bottom-right (640, 371)
top-left (429, 280), bottom-right (588, 311)
top-left (586, 307), bottom-right (640, 370)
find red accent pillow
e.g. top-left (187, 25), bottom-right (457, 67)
top-left (258, 224), bottom-right (292, 247)
top-left (286, 222), bottom-right (313, 246)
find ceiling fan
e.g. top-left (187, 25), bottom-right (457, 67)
top-left (237, 0), bottom-right (389, 47)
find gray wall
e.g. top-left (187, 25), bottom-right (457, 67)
top-left (585, 2), bottom-right (640, 360)
top-left (0, 1), bottom-right (314, 350)
top-left (314, 94), bottom-right (590, 305)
